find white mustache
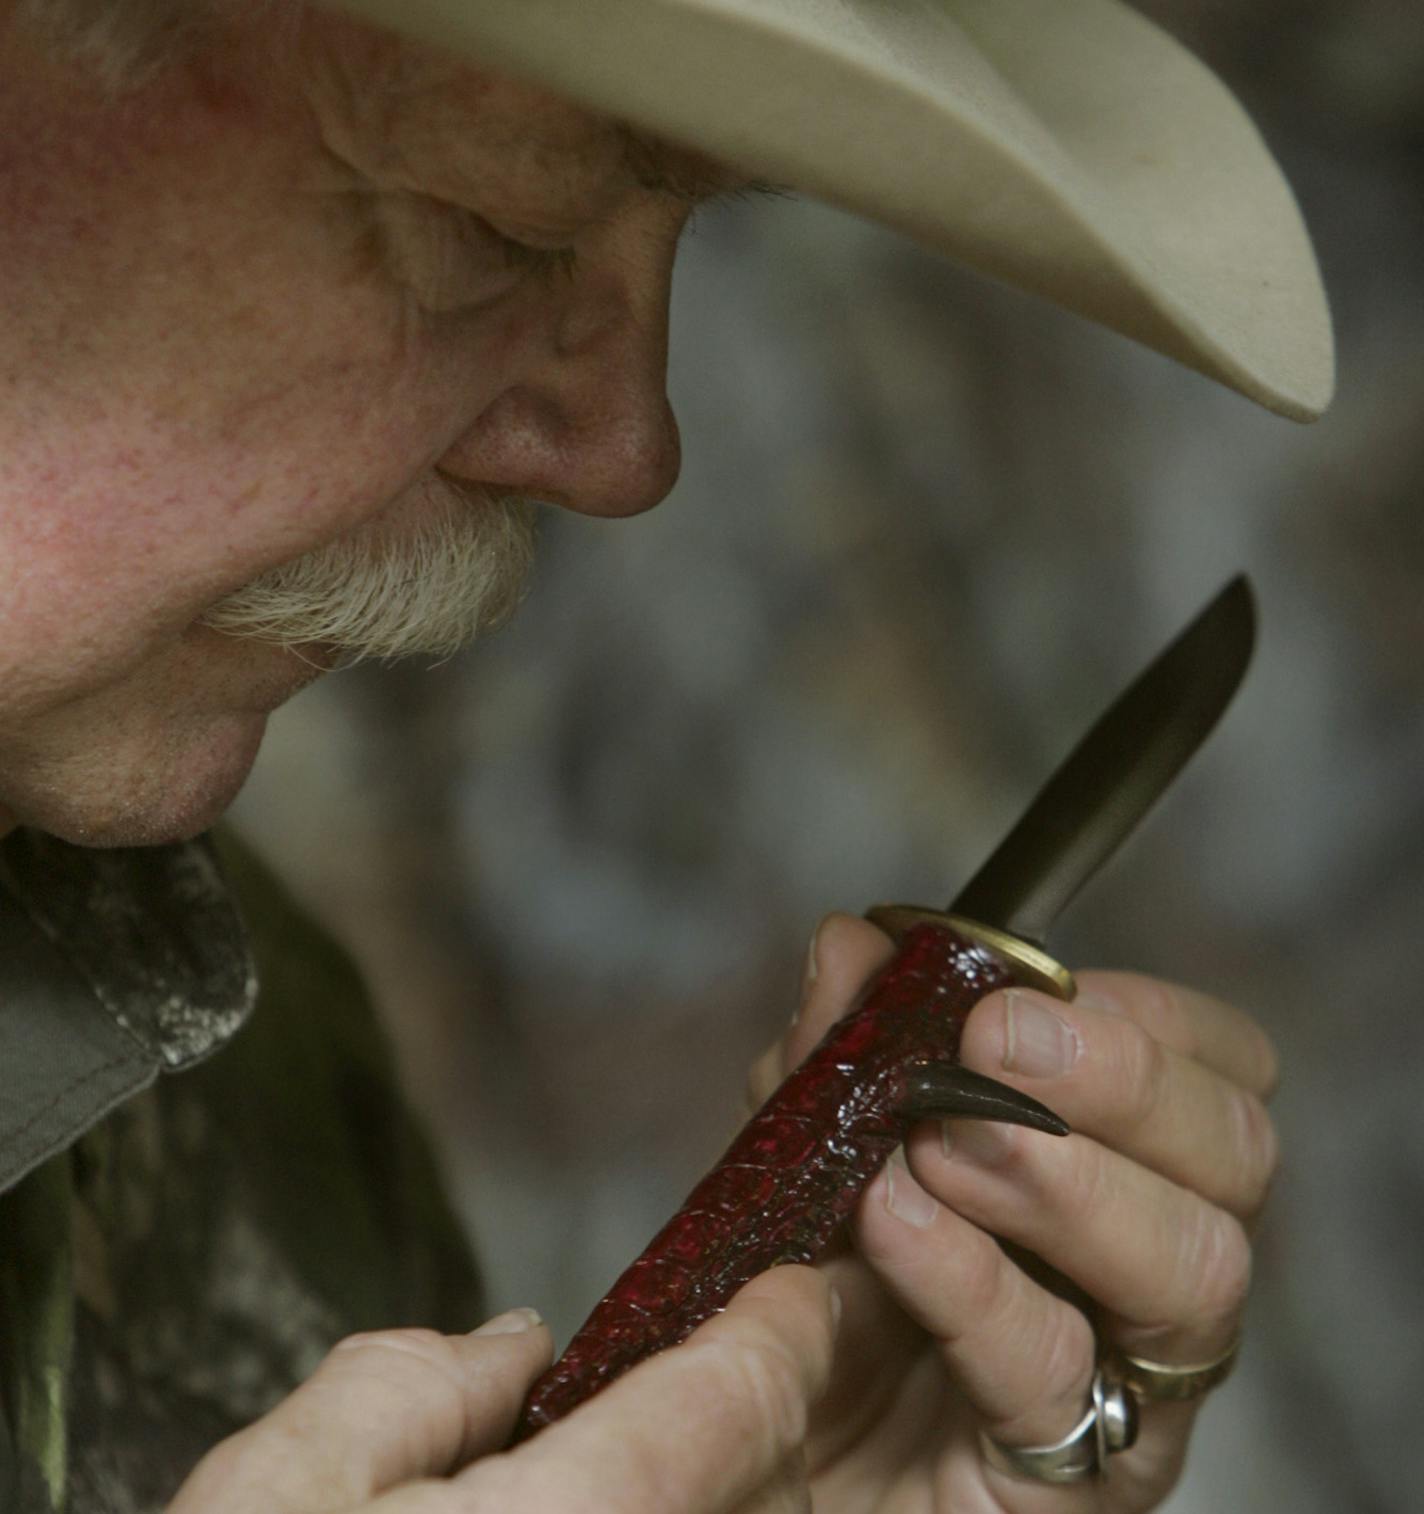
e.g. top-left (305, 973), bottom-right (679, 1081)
top-left (198, 477), bottom-right (537, 663)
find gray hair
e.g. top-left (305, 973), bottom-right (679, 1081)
top-left (13, 0), bottom-right (290, 90)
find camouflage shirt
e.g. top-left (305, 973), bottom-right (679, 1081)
top-left (0, 829), bottom-right (484, 1513)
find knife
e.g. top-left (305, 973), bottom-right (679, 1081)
top-left (516, 574), bottom-right (1257, 1436)
top-left (869, 571), bottom-right (1256, 1070)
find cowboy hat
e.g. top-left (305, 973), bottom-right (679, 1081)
top-left (331, 0), bottom-right (1333, 420)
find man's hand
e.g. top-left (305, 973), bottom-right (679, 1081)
top-left (745, 912), bottom-right (1278, 1511)
top-left (171, 912), bottom-right (1274, 1514)
top-left (168, 1267), bottom-right (839, 1513)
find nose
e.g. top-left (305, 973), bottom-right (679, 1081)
top-left (439, 233), bottom-right (683, 518)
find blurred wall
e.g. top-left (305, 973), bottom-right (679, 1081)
top-left (232, 5), bottom-right (1424, 1510)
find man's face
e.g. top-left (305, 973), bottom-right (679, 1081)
top-left (0, 12), bottom-right (736, 846)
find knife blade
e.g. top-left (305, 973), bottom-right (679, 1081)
top-left (950, 574), bottom-right (1256, 945)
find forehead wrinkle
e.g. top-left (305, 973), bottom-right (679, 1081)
top-left (306, 22), bottom-right (785, 231)
top-left (307, 24), bottom-right (628, 220)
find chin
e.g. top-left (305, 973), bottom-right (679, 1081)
top-left (11, 712), bottom-right (271, 850)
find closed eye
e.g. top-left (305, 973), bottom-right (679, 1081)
top-left (488, 174), bottom-right (791, 281)
top-left (497, 235), bottom-right (579, 281)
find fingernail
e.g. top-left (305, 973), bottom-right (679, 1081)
top-left (795, 921), bottom-right (822, 1025)
top-left (470, 1307), bottom-right (543, 1337)
top-left (1003, 991), bottom-right (1078, 1079)
top-left (941, 1118), bottom-right (1011, 1167)
top-left (1075, 987), bottom-right (1127, 1017)
top-left (884, 1146), bottom-right (938, 1229)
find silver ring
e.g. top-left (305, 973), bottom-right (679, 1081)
top-left (1111, 1338), bottom-right (1239, 1403)
top-left (980, 1369), bottom-right (1139, 1484)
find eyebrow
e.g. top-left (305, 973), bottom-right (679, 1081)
top-left (619, 128), bottom-right (793, 206)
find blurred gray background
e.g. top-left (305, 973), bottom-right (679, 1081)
top-left (232, 3), bottom-right (1424, 1509)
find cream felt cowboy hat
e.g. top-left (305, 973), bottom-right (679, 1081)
top-left (332, 0), bottom-right (1334, 420)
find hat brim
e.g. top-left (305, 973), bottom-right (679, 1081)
top-left (333, 0), bottom-right (1333, 419)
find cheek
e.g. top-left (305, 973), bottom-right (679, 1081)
top-left (0, 297), bottom-right (502, 684)
top-left (138, 261), bottom-right (538, 580)
top-left (1, 158), bottom-right (538, 713)
top-left (0, 36), bottom-right (541, 746)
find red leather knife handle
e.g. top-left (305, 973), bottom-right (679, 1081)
top-left (516, 918), bottom-right (1058, 1438)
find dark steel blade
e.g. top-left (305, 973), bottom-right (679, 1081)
top-left (949, 576), bottom-right (1256, 943)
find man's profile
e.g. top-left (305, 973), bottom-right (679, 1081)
top-left (0, 2), bottom-right (1325, 1510)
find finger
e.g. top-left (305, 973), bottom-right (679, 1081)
top-left (909, 1118), bottom-right (1250, 1364)
top-left (857, 1147), bottom-right (1097, 1449)
top-left (462, 1267), bottom-right (837, 1514)
top-left (358, 1483), bottom-right (468, 1513)
top-left (168, 1311), bottom-right (552, 1513)
top-left (959, 987), bottom-right (1279, 1220)
top-left (748, 913), bottom-right (897, 1103)
top-left (1073, 969), bottom-right (1279, 1098)
top-left (856, 1150), bottom-right (1197, 1508)
top-left (724, 1455), bottom-right (812, 1514)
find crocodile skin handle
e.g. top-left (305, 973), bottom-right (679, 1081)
top-left (515, 918), bottom-right (1067, 1437)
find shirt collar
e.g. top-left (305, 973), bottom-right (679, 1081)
top-left (0, 829), bottom-right (256, 1195)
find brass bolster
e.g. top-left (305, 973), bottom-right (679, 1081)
top-left (864, 905), bottom-right (1076, 1001)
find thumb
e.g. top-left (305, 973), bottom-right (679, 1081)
top-left (169, 1309), bottom-right (552, 1513)
top-left (746, 914), bottom-right (897, 1112)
